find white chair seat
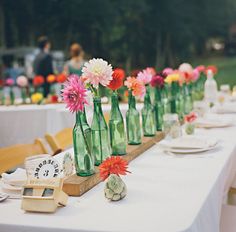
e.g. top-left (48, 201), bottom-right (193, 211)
top-left (221, 204), bottom-right (236, 232)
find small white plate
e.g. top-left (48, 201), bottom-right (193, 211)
top-left (162, 143), bottom-right (219, 154)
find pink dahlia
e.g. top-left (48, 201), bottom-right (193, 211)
top-left (61, 74), bottom-right (88, 113)
top-left (150, 75), bottom-right (164, 88)
top-left (5, 78), bottom-right (14, 86)
top-left (137, 69), bottom-right (152, 85)
top-left (16, 75), bottom-right (28, 87)
top-left (162, 68), bottom-right (173, 77)
top-left (192, 69), bottom-right (200, 82)
top-left (146, 67), bottom-right (156, 76)
top-left (82, 58), bottom-right (113, 88)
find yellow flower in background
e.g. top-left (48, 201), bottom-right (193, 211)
top-left (31, 93), bottom-right (43, 104)
top-left (165, 73), bottom-right (180, 84)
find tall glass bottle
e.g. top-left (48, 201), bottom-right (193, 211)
top-left (10, 88), bottom-right (15, 105)
top-left (126, 91), bottom-right (141, 145)
top-left (73, 110), bottom-right (94, 176)
top-left (109, 91), bottom-right (126, 155)
top-left (154, 88), bottom-right (163, 131)
top-left (91, 97), bottom-right (111, 165)
top-left (177, 85), bottom-right (185, 121)
top-left (184, 83), bottom-right (193, 114)
top-left (170, 82), bottom-right (178, 113)
top-left (142, 86), bottom-right (156, 136)
top-left (162, 85), bottom-right (171, 114)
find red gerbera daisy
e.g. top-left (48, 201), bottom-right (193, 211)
top-left (99, 156), bottom-right (130, 181)
top-left (205, 65), bottom-right (218, 75)
top-left (33, 75), bottom-right (44, 86)
top-left (107, 68), bottom-right (125, 91)
top-left (57, 73), bottom-right (67, 83)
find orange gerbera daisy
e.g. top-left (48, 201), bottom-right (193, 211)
top-left (124, 76), bottom-right (146, 97)
top-left (47, 74), bottom-right (56, 83)
top-left (57, 73), bottom-right (67, 83)
top-left (99, 156), bottom-right (130, 181)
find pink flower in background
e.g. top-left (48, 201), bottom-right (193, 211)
top-left (178, 63), bottom-right (193, 74)
top-left (196, 65), bottom-right (205, 73)
top-left (150, 75), bottom-right (164, 88)
top-left (82, 58), bottom-right (113, 88)
top-left (137, 69), bottom-right (152, 85)
top-left (146, 67), bottom-right (156, 76)
top-left (124, 77), bottom-right (146, 97)
top-left (162, 68), bottom-right (173, 77)
top-left (5, 78), bottom-right (14, 86)
top-left (61, 74), bottom-right (88, 113)
top-left (192, 69), bottom-right (200, 82)
top-left (16, 75), bottom-right (28, 87)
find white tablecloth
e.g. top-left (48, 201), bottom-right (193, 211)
top-left (1, 113), bottom-right (236, 232)
top-left (0, 103), bottom-right (143, 147)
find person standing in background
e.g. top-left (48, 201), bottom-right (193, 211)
top-left (63, 43), bottom-right (85, 76)
top-left (33, 36), bottom-right (53, 97)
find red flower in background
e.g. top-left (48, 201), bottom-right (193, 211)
top-left (150, 75), bottom-right (164, 88)
top-left (33, 75), bottom-right (44, 86)
top-left (51, 95), bottom-right (58, 103)
top-left (185, 112), bottom-right (197, 123)
top-left (205, 65), bottom-right (218, 75)
top-left (99, 156), bottom-right (130, 181)
top-left (0, 79), bottom-right (4, 87)
top-left (57, 73), bottom-right (67, 83)
top-left (107, 68), bottom-right (125, 91)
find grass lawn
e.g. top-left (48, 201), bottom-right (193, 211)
top-left (192, 56), bottom-right (236, 88)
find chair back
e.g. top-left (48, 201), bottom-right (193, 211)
top-left (45, 128), bottom-right (72, 154)
top-left (0, 139), bottom-right (48, 174)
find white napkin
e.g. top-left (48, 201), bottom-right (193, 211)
top-left (2, 168), bottom-right (27, 187)
top-left (195, 117), bottom-right (233, 128)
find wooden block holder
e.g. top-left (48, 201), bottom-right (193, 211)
top-left (63, 132), bottom-right (164, 196)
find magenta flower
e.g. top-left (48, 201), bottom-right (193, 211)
top-left (61, 74), bottom-right (88, 113)
top-left (6, 78), bottom-right (14, 86)
top-left (137, 69), bottom-right (152, 85)
top-left (150, 75), bottom-right (164, 88)
top-left (82, 58), bottom-right (113, 88)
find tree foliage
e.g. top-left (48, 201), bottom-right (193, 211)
top-left (0, 0), bottom-right (236, 70)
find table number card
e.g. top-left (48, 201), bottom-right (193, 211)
top-left (33, 157), bottom-right (60, 179)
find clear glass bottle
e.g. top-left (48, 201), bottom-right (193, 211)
top-left (73, 110), bottom-right (94, 176)
top-left (91, 97), bottom-right (111, 165)
top-left (109, 92), bottom-right (126, 155)
top-left (9, 88), bottom-right (15, 105)
top-left (126, 91), bottom-right (141, 145)
top-left (204, 70), bottom-right (218, 105)
top-left (163, 113), bottom-right (182, 139)
top-left (142, 87), bottom-right (156, 136)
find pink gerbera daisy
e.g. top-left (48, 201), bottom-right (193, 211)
top-left (61, 74), bottom-right (88, 113)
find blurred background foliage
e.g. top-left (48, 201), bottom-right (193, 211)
top-left (0, 0), bottom-right (236, 79)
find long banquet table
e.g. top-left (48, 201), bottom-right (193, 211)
top-left (1, 112), bottom-right (236, 232)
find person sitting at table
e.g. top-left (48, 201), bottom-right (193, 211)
top-left (63, 43), bottom-right (85, 76)
top-left (33, 36), bottom-right (54, 97)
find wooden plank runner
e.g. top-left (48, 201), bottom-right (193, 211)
top-left (63, 132), bottom-right (164, 196)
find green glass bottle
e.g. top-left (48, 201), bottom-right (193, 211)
top-left (9, 88), bottom-right (15, 105)
top-left (177, 85), bottom-right (185, 121)
top-left (170, 82), bottom-right (178, 113)
top-left (73, 110), bottom-right (94, 176)
top-left (109, 91), bottom-right (126, 155)
top-left (154, 88), bottom-right (163, 131)
top-left (184, 84), bottom-right (193, 114)
top-left (162, 85), bottom-right (171, 114)
top-left (0, 88), bottom-right (5, 105)
top-left (126, 91), bottom-right (141, 145)
top-left (91, 97), bottom-right (111, 166)
top-left (21, 88), bottom-right (27, 104)
top-left (142, 87), bottom-right (156, 136)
